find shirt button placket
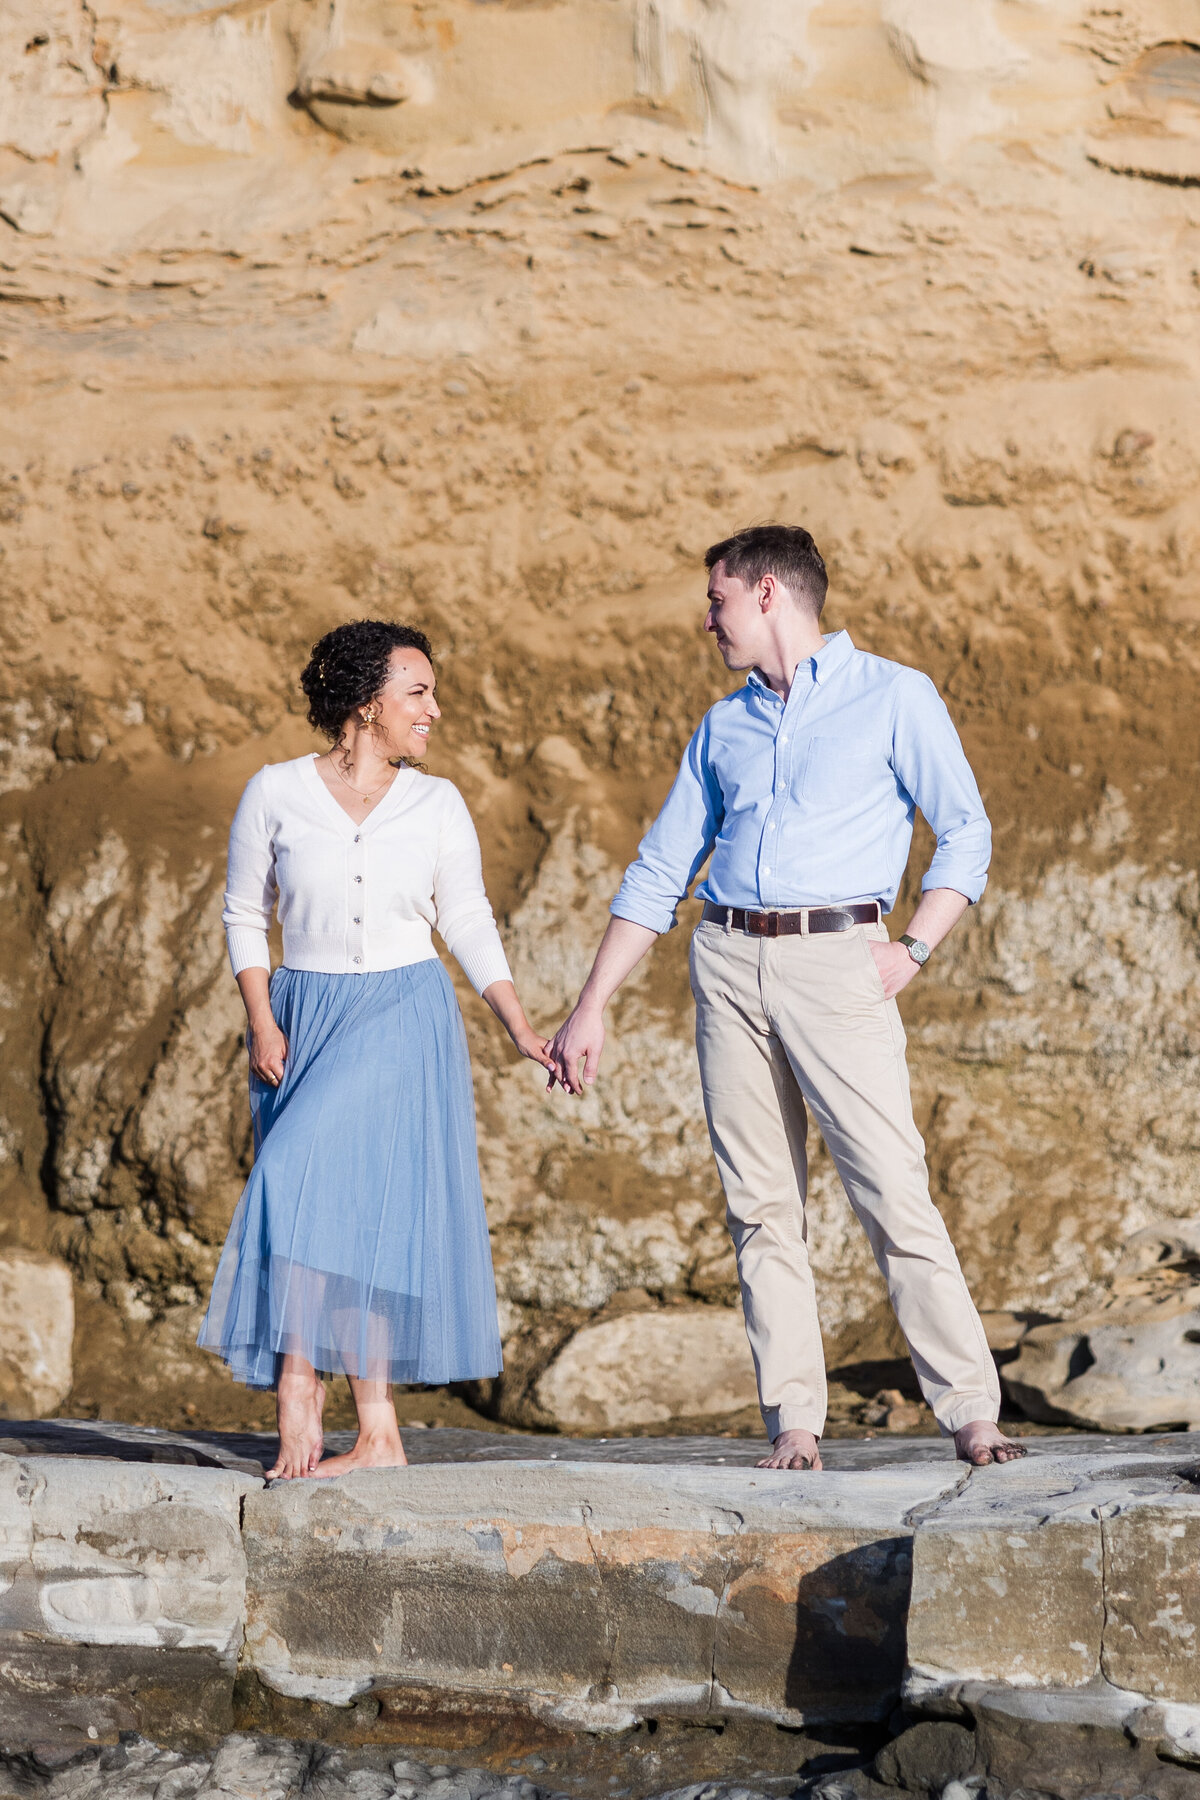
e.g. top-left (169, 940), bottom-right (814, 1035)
top-left (770, 716), bottom-right (788, 907)
top-left (351, 832), bottom-right (365, 969)
top-left (780, 724), bottom-right (792, 907)
top-left (768, 705), bottom-right (795, 907)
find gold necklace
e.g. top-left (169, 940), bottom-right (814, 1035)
top-left (328, 755), bottom-right (397, 806)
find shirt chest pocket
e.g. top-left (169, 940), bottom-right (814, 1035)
top-left (800, 736), bottom-right (881, 803)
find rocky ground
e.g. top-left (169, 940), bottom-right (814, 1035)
top-left (0, 1728), bottom-right (1180, 1800)
top-left (0, 1734), bottom-right (891, 1800)
top-left (0, 1733), bottom-right (923, 1800)
top-left (1, 0), bottom-right (1200, 1436)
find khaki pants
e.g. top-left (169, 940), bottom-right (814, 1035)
top-left (689, 916), bottom-right (1000, 1441)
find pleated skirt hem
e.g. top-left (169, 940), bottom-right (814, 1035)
top-left (197, 961), bottom-right (503, 1393)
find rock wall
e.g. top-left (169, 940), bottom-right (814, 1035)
top-left (5, 1441), bottom-right (1200, 1796)
top-left (1, 0), bottom-right (1199, 1427)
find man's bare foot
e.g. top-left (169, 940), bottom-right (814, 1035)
top-left (268, 1369), bottom-right (326, 1479)
top-left (309, 1430), bottom-right (408, 1479)
top-left (954, 1419), bottom-right (1028, 1466)
top-left (757, 1429), bottom-right (823, 1471)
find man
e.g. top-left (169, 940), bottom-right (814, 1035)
top-left (547, 523), bottom-right (1025, 1470)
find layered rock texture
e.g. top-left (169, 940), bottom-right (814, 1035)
top-left (4, 1436), bottom-right (1200, 1796)
top-left (1, 0), bottom-right (1199, 1428)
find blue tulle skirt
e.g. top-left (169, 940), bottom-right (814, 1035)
top-left (197, 961), bottom-right (503, 1390)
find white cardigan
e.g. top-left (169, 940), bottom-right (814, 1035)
top-left (221, 755), bottom-right (513, 997)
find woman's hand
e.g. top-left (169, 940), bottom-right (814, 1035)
top-left (480, 979), bottom-right (554, 1072)
top-left (248, 1014), bottom-right (288, 1087)
top-left (235, 968), bottom-right (287, 1086)
top-left (509, 1023), bottom-right (553, 1069)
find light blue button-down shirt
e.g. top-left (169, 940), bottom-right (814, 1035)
top-left (610, 630), bottom-right (990, 931)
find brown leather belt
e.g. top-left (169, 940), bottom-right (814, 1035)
top-left (702, 900), bottom-right (882, 937)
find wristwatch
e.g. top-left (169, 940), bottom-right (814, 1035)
top-left (899, 934), bottom-right (931, 967)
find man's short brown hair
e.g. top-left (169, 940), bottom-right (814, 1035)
top-left (705, 524), bottom-right (828, 617)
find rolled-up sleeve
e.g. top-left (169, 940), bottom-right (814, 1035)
top-left (610, 716), bottom-right (724, 933)
top-left (433, 784), bottom-right (513, 996)
top-left (222, 770), bottom-right (277, 976)
top-left (891, 672), bottom-right (991, 903)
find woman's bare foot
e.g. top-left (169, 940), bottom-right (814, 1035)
top-left (954, 1420), bottom-right (1028, 1466)
top-left (308, 1430), bottom-right (409, 1479)
top-left (757, 1428), bottom-right (823, 1471)
top-left (308, 1380), bottom-right (407, 1479)
top-left (307, 1376), bottom-right (326, 1472)
top-left (268, 1362), bottom-right (325, 1479)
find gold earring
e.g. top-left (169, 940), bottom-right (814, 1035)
top-left (363, 708), bottom-right (376, 724)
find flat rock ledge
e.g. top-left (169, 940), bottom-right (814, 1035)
top-left (1, 1433), bottom-right (1199, 1798)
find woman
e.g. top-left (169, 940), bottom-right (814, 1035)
top-left (198, 619), bottom-right (549, 1479)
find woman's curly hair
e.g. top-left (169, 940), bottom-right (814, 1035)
top-left (300, 620), bottom-right (434, 741)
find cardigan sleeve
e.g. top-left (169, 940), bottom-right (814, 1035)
top-left (222, 768), bottom-right (277, 977)
top-left (432, 783), bottom-right (513, 996)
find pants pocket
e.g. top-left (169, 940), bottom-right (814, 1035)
top-left (858, 925), bottom-right (909, 1054)
top-left (690, 919), bottom-right (724, 996)
top-left (856, 925), bottom-right (888, 1002)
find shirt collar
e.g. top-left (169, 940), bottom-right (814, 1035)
top-left (747, 629), bottom-right (856, 699)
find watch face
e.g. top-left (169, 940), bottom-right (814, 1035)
top-left (902, 935), bottom-right (930, 965)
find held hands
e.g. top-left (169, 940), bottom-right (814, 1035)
top-left (509, 1022), bottom-right (554, 1070)
top-left (542, 918), bottom-right (653, 1095)
top-left (546, 1003), bottom-right (605, 1096)
top-left (538, 924), bottom-right (925, 1095)
top-left (870, 938), bottom-right (921, 1000)
top-left (248, 1014), bottom-right (288, 1087)
top-left (479, 980), bottom-right (552, 1072)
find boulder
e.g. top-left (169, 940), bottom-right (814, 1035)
top-left (0, 1250), bottom-right (74, 1418)
top-left (873, 1720), bottom-right (975, 1791)
top-left (1003, 1301), bottom-right (1200, 1431)
top-left (1003, 1223), bottom-right (1200, 1431)
top-left (532, 1307), bottom-right (758, 1431)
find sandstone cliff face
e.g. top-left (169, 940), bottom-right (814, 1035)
top-left (1, 0), bottom-right (1198, 1428)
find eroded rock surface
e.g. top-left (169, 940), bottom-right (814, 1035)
top-left (0, 1), bottom-right (1198, 1430)
top-left (1003, 1222), bottom-right (1200, 1429)
top-left (533, 1306), bottom-right (757, 1432)
top-left (0, 1452), bottom-right (259, 1745)
top-left (0, 1253), bottom-right (73, 1418)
